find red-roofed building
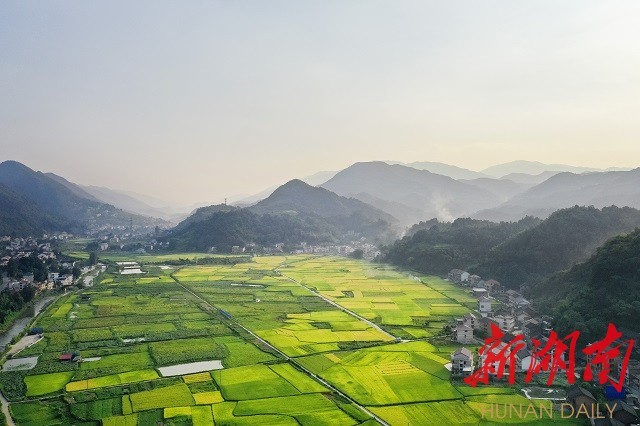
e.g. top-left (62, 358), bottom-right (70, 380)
top-left (59, 353), bottom-right (73, 361)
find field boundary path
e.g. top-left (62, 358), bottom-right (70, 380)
top-left (170, 272), bottom-right (390, 426)
top-left (279, 272), bottom-right (398, 341)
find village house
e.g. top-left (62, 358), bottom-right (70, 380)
top-left (513, 296), bottom-right (531, 308)
top-left (506, 289), bottom-right (520, 303)
top-left (468, 274), bottom-right (482, 286)
top-left (472, 287), bottom-right (488, 299)
top-left (566, 386), bottom-right (598, 417)
top-left (478, 341), bottom-right (517, 378)
top-left (491, 314), bottom-right (516, 332)
top-left (8, 280), bottom-right (34, 292)
top-left (461, 312), bottom-right (481, 330)
top-left (448, 269), bottom-right (464, 283)
top-left (455, 324), bottom-right (474, 344)
top-left (59, 352), bottom-right (81, 362)
top-left (479, 317), bottom-right (500, 336)
top-left (58, 275), bottom-right (74, 287)
top-left (451, 347), bottom-right (474, 377)
top-left (478, 296), bottom-right (492, 315)
top-left (615, 358), bottom-right (640, 390)
top-left (517, 348), bottom-right (532, 372)
top-left (483, 279), bottom-right (501, 294)
top-left (522, 318), bottom-right (545, 340)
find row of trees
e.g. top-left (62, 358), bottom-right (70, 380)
top-left (0, 286), bottom-right (35, 324)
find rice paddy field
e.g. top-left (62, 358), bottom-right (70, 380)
top-left (0, 255), bottom-right (581, 425)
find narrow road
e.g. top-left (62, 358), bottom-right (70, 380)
top-left (170, 273), bottom-right (390, 426)
top-left (0, 377), bottom-right (16, 426)
top-left (280, 272), bottom-right (397, 341)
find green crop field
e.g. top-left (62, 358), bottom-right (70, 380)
top-left (0, 254), bottom-right (579, 425)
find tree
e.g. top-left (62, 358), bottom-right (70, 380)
top-left (19, 285), bottom-right (35, 303)
top-left (349, 249), bottom-right (364, 259)
top-left (72, 266), bottom-right (81, 280)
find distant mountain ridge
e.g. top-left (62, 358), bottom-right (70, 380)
top-left (0, 160), bottom-right (166, 234)
top-left (321, 161), bottom-right (503, 225)
top-left (390, 161), bottom-right (489, 180)
top-left (480, 160), bottom-right (630, 178)
top-left (474, 168), bottom-right (640, 221)
top-left (250, 179), bottom-right (395, 223)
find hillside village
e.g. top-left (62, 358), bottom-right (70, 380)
top-left (447, 268), bottom-right (640, 424)
top-left (0, 235), bottom-right (80, 297)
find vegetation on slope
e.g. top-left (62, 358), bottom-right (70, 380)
top-left (383, 206), bottom-right (640, 292)
top-left (0, 183), bottom-right (72, 236)
top-left (169, 180), bottom-right (397, 251)
top-left (473, 206), bottom-right (640, 289)
top-left (380, 216), bottom-right (540, 276)
top-left (536, 229), bottom-right (640, 345)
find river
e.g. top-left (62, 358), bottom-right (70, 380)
top-left (0, 297), bottom-right (54, 352)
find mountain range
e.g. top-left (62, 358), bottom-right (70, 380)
top-left (321, 162), bottom-right (503, 224)
top-left (1, 158), bottom-right (638, 243)
top-left (474, 168), bottom-right (640, 221)
top-left (0, 161), bottom-right (167, 235)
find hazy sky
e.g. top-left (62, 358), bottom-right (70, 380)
top-left (2, 1), bottom-right (640, 205)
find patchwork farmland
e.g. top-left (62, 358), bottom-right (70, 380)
top-left (0, 256), bottom-right (580, 425)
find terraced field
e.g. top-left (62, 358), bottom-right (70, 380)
top-left (1, 255), bottom-right (580, 425)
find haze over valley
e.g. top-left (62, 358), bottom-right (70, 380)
top-left (3, 2), bottom-right (640, 425)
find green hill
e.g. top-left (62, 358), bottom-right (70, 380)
top-left (537, 229), bottom-right (640, 344)
top-left (473, 206), bottom-right (640, 289)
top-left (381, 216), bottom-right (540, 276)
top-left (0, 161), bottom-right (165, 232)
top-left (169, 180), bottom-right (397, 251)
top-left (382, 206), bottom-right (640, 292)
top-left (0, 183), bottom-right (72, 236)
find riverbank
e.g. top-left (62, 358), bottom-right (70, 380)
top-left (0, 297), bottom-right (55, 354)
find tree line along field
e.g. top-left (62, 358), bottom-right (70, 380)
top-left (0, 255), bottom-right (581, 425)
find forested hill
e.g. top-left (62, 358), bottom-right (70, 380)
top-left (382, 206), bottom-right (640, 292)
top-left (168, 180), bottom-right (398, 251)
top-left (537, 229), bottom-right (640, 345)
top-left (0, 160), bottom-right (165, 232)
top-left (472, 206), bottom-right (640, 289)
top-left (0, 183), bottom-right (72, 236)
top-left (380, 217), bottom-right (541, 276)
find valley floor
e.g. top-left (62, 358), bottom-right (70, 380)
top-left (0, 255), bottom-right (583, 426)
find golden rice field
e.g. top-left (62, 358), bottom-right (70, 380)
top-left (1, 255), bottom-right (580, 425)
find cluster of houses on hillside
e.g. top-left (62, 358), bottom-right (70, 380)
top-left (0, 236), bottom-right (77, 294)
top-left (448, 268), bottom-right (640, 424)
top-left (448, 269), bottom-right (552, 376)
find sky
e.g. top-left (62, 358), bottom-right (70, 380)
top-left (1, 1), bottom-right (640, 205)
